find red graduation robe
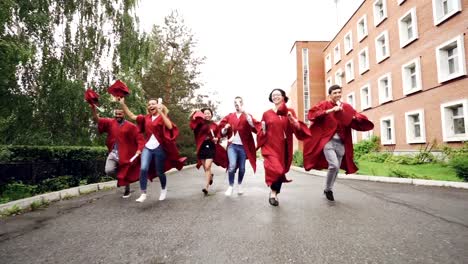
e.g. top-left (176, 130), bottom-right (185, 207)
top-left (303, 100), bottom-right (374, 174)
top-left (218, 112), bottom-right (259, 172)
top-left (98, 118), bottom-right (144, 187)
top-left (189, 116), bottom-right (228, 169)
top-left (256, 105), bottom-right (311, 186)
top-left (136, 114), bottom-right (187, 180)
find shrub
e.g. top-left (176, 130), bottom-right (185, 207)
top-left (354, 136), bottom-right (380, 159)
top-left (385, 155), bottom-right (421, 165)
top-left (449, 154), bottom-right (468, 182)
top-left (360, 152), bottom-right (391, 163)
top-left (0, 182), bottom-right (37, 203)
top-left (388, 167), bottom-right (416, 178)
top-left (38, 175), bottom-right (80, 193)
top-left (292, 150), bottom-right (303, 167)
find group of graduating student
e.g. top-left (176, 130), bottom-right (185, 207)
top-left (87, 83), bottom-right (373, 207)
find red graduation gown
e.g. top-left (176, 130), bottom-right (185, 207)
top-left (303, 101), bottom-right (373, 174)
top-left (256, 106), bottom-right (311, 186)
top-left (136, 114), bottom-right (187, 180)
top-left (189, 116), bottom-right (228, 169)
top-left (98, 118), bottom-right (144, 187)
top-left (219, 112), bottom-right (259, 172)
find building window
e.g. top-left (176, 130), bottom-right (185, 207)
top-left (345, 59), bottom-right (355, 83)
top-left (344, 31), bottom-right (353, 54)
top-left (326, 77), bottom-right (332, 89)
top-left (378, 73), bottom-right (392, 104)
top-left (362, 130), bottom-right (374, 141)
top-left (436, 35), bottom-right (466, 83)
top-left (352, 129), bottom-right (358, 144)
top-left (405, 110), bottom-right (426, 144)
top-left (381, 116), bottom-right (395, 145)
top-left (325, 53), bottom-right (332, 72)
top-left (432, 0), bottom-right (462, 25)
top-left (302, 48), bottom-right (310, 122)
top-left (441, 99), bottom-right (468, 142)
top-left (373, 0), bottom-right (388, 26)
top-left (359, 47), bottom-right (369, 75)
top-left (375, 30), bottom-right (390, 63)
top-left (335, 69), bottom-right (343, 87)
top-left (347, 92), bottom-right (356, 108)
top-left (360, 84), bottom-right (372, 110)
top-left (334, 44), bottom-right (341, 64)
top-left (399, 8), bottom-right (419, 48)
top-left (401, 57), bottom-right (422, 95)
top-left (357, 15), bottom-right (368, 42)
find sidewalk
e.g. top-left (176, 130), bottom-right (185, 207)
top-left (290, 165), bottom-right (468, 189)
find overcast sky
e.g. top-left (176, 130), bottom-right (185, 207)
top-left (136, 0), bottom-right (363, 118)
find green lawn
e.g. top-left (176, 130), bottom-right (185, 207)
top-left (355, 160), bottom-right (462, 182)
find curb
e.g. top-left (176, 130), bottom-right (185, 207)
top-left (290, 166), bottom-right (468, 189)
top-left (0, 164), bottom-right (197, 215)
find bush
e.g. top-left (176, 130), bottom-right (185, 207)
top-left (385, 155), bottom-right (421, 165)
top-left (354, 136), bottom-right (380, 159)
top-left (388, 168), bottom-right (416, 178)
top-left (37, 175), bottom-right (80, 193)
top-left (449, 154), bottom-right (468, 182)
top-left (292, 150), bottom-right (303, 167)
top-left (0, 182), bottom-right (37, 203)
top-left (360, 152), bottom-right (391, 163)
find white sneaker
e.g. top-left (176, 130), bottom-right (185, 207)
top-left (136, 193), bottom-right (147, 203)
top-left (225, 186), bottom-right (233, 196)
top-left (159, 189), bottom-right (167, 201)
top-left (237, 184), bottom-right (244, 195)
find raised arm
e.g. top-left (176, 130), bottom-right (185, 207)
top-left (90, 105), bottom-right (99, 123)
top-left (118, 97), bottom-right (137, 121)
top-left (158, 105), bottom-right (173, 130)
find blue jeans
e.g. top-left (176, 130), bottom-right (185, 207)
top-left (140, 146), bottom-right (166, 191)
top-left (227, 144), bottom-right (247, 186)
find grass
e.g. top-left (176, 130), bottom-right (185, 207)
top-left (356, 160), bottom-right (462, 182)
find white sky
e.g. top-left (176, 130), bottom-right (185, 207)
top-left (136, 0), bottom-right (363, 118)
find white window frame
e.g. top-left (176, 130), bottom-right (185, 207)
top-left (362, 130), bottom-right (374, 141)
top-left (380, 116), bottom-right (395, 145)
top-left (436, 35), bottom-right (467, 83)
top-left (352, 129), bottom-right (358, 144)
top-left (357, 15), bottom-right (368, 42)
top-left (344, 31), bottom-right (353, 54)
top-left (405, 109), bottom-right (426, 144)
top-left (326, 76), bottom-right (332, 89)
top-left (347, 92), bottom-right (356, 108)
top-left (334, 44), bottom-right (341, 64)
top-left (325, 53), bottom-right (332, 72)
top-left (378, 73), bottom-right (393, 104)
top-left (432, 0), bottom-right (462, 26)
top-left (373, 0), bottom-right (388, 26)
top-left (401, 57), bottom-right (422, 95)
top-left (398, 0), bottom-right (406, 5)
top-left (360, 84), bottom-right (372, 111)
top-left (440, 99), bottom-right (468, 142)
top-left (345, 59), bottom-right (355, 83)
top-left (358, 47), bottom-right (369, 75)
top-left (334, 68), bottom-right (343, 87)
top-left (375, 30), bottom-right (390, 63)
top-left (398, 8), bottom-right (419, 48)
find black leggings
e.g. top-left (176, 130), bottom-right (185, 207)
top-left (271, 181), bottom-right (283, 194)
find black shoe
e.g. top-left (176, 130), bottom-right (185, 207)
top-left (209, 174), bottom-right (214, 185)
top-left (268, 197), bottom-right (279, 206)
top-left (122, 188), bottom-right (131, 198)
top-left (324, 190), bottom-right (335, 201)
top-left (202, 188), bottom-right (208, 196)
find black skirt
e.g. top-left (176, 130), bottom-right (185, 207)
top-left (198, 139), bottom-right (215, 159)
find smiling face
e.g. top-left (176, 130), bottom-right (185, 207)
top-left (271, 90), bottom-right (284, 106)
top-left (114, 109), bottom-right (124, 122)
top-left (203, 109), bottom-right (213, 120)
top-left (329, 89), bottom-right (342, 103)
top-left (147, 99), bottom-right (158, 115)
top-left (234, 97), bottom-right (243, 112)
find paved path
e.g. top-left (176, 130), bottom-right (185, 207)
top-left (1, 163), bottom-right (468, 264)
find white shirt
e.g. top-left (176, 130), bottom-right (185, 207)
top-left (223, 113), bottom-right (255, 145)
top-left (145, 115), bottom-right (160, 149)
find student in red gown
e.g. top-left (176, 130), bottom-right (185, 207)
top-left (219, 96), bottom-right (259, 196)
top-left (256, 89), bottom-right (311, 206)
top-left (303, 85), bottom-right (374, 202)
top-left (90, 106), bottom-right (144, 198)
top-left (119, 98), bottom-right (186, 203)
top-left (190, 108), bottom-right (228, 195)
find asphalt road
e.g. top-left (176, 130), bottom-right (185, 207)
top-left (1, 163), bottom-right (467, 264)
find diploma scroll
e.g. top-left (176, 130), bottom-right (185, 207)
top-left (129, 152), bottom-right (140, 163)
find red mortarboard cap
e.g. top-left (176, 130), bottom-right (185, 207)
top-left (351, 112), bottom-right (374, 131)
top-left (84, 88), bottom-right (100, 106)
top-left (193, 111), bottom-right (206, 120)
top-left (107, 80), bottom-right (130, 98)
top-left (334, 103), bottom-right (355, 126)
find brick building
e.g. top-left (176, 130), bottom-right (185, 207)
top-left (289, 0), bottom-right (468, 152)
